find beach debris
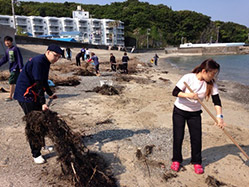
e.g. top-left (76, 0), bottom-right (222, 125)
top-left (50, 63), bottom-right (78, 73)
top-left (159, 77), bottom-right (170, 83)
top-left (115, 75), bottom-right (153, 84)
top-left (0, 71), bottom-right (9, 81)
top-left (96, 119), bottom-right (113, 126)
top-left (50, 75), bottom-right (80, 86)
top-left (93, 85), bottom-right (120, 95)
top-left (85, 85), bottom-right (123, 95)
top-left (163, 172), bottom-right (178, 182)
top-left (135, 145), bottom-right (164, 177)
top-left (135, 145), bottom-right (156, 160)
top-left (23, 110), bottom-right (117, 187)
top-left (161, 71), bottom-right (168, 74)
top-left (205, 175), bottom-right (227, 187)
top-left (73, 69), bottom-right (96, 76)
top-left (0, 87), bottom-right (9, 92)
top-left (144, 145), bottom-right (155, 156)
top-left (136, 148), bottom-right (143, 160)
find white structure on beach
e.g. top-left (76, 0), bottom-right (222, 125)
top-left (180, 42), bottom-right (245, 48)
top-left (0, 6), bottom-right (125, 46)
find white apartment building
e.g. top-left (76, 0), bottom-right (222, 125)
top-left (0, 6), bottom-right (124, 46)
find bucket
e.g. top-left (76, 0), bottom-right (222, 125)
top-left (100, 80), bottom-right (113, 86)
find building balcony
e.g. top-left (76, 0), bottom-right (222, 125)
top-left (16, 22), bottom-right (27, 26)
top-left (64, 21), bottom-right (74, 26)
top-left (117, 37), bottom-right (125, 41)
top-left (48, 22), bottom-right (59, 26)
top-left (92, 24), bottom-right (100, 28)
top-left (33, 22), bottom-right (43, 26)
top-left (79, 28), bottom-right (88, 33)
top-left (0, 21), bottom-right (10, 25)
top-left (34, 31), bottom-right (44, 35)
top-left (117, 41), bottom-right (124, 45)
top-left (64, 29), bottom-right (74, 32)
top-left (118, 25), bottom-right (124, 29)
top-left (79, 20), bottom-right (87, 24)
top-left (64, 25), bottom-right (74, 28)
top-left (33, 27), bottom-right (44, 32)
top-left (117, 30), bottom-right (124, 34)
top-left (49, 28), bottom-right (59, 32)
top-left (50, 31), bottom-right (60, 35)
top-left (93, 35), bottom-right (101, 39)
top-left (79, 25), bottom-right (88, 28)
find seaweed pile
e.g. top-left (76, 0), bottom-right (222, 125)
top-left (73, 69), bottom-right (96, 76)
top-left (23, 110), bottom-right (116, 187)
top-left (50, 76), bottom-right (81, 86)
top-left (115, 74), bottom-right (154, 84)
top-left (85, 84), bottom-right (123, 95)
top-left (0, 71), bottom-right (9, 81)
top-left (205, 175), bottom-right (227, 187)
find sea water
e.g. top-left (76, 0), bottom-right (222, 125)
top-left (163, 54), bottom-right (249, 86)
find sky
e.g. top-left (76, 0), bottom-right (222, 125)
top-left (20, 0), bottom-right (249, 27)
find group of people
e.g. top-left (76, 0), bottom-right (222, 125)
top-left (0, 36), bottom-right (226, 175)
top-left (109, 52), bottom-right (129, 74)
top-left (75, 47), bottom-right (100, 76)
top-left (75, 47), bottom-right (90, 66)
top-left (0, 36), bottom-right (63, 163)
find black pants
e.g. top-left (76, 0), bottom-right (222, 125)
top-left (111, 63), bottom-right (116, 71)
top-left (172, 106), bottom-right (202, 164)
top-left (95, 64), bottom-right (99, 74)
top-left (76, 57), bottom-right (81, 66)
top-left (154, 59), bottom-right (158, 66)
top-left (123, 63), bottom-right (128, 74)
top-left (18, 101), bottom-right (43, 158)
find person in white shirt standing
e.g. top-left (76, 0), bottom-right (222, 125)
top-left (171, 58), bottom-right (226, 174)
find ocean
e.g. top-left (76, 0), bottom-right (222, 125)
top-left (163, 54), bottom-right (249, 86)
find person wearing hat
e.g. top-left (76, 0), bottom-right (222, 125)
top-left (14, 44), bottom-right (64, 164)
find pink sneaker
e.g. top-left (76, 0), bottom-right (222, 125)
top-left (171, 161), bottom-right (180, 172)
top-left (194, 164), bottom-right (204, 174)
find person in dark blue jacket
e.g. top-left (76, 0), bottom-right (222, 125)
top-left (0, 36), bottom-right (23, 101)
top-left (87, 52), bottom-right (100, 76)
top-left (14, 44), bottom-right (63, 164)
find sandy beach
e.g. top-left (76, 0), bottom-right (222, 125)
top-left (0, 44), bottom-right (248, 187)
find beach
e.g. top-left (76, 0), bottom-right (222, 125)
top-left (0, 44), bottom-right (248, 187)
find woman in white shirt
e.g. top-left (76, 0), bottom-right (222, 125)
top-left (171, 58), bottom-right (226, 174)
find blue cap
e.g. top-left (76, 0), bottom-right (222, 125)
top-left (47, 44), bottom-right (64, 55)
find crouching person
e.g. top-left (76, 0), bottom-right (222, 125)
top-left (14, 44), bottom-right (63, 164)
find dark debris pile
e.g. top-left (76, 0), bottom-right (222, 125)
top-left (51, 76), bottom-right (81, 86)
top-left (23, 110), bottom-right (117, 187)
top-left (85, 84), bottom-right (123, 95)
top-left (73, 69), bottom-right (96, 76)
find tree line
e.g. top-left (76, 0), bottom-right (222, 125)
top-left (1, 0), bottom-right (248, 48)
